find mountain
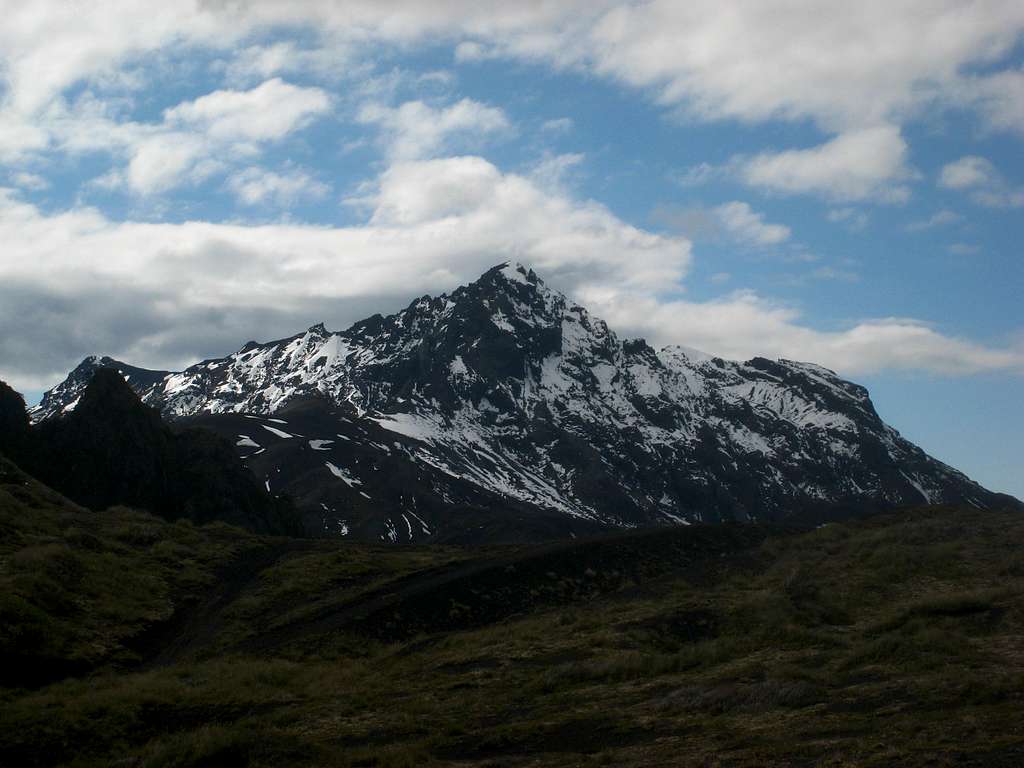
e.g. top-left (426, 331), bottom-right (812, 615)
top-left (10, 370), bottom-right (300, 535)
top-left (0, 380), bottom-right (33, 459)
top-left (32, 263), bottom-right (1017, 542)
top-left (33, 355), bottom-right (170, 420)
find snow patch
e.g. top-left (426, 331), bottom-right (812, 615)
top-left (325, 462), bottom-right (362, 487)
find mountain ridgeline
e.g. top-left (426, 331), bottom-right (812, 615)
top-left (3, 370), bottom-right (300, 535)
top-left (31, 263), bottom-right (1017, 543)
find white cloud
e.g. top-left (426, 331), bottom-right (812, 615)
top-left (0, 113), bottom-right (50, 162)
top-left (454, 41), bottom-right (491, 62)
top-left (650, 201), bottom-right (789, 246)
top-left (1, 152), bottom-right (1019, 394)
top-left (939, 155), bottom-right (1024, 208)
top-left (827, 207), bottom-right (869, 231)
top-left (125, 133), bottom-right (213, 194)
top-left (0, 2), bottom-right (1021, 207)
top-left (0, 158), bottom-right (691, 387)
top-left (948, 243), bottom-right (980, 256)
top-left (906, 209), bottom-right (961, 232)
top-left (0, 3), bottom-right (231, 117)
top-left (357, 98), bottom-right (510, 161)
top-left (939, 156), bottom-right (997, 190)
top-left (591, 291), bottom-right (1022, 378)
top-left (221, 41), bottom-right (356, 85)
top-left (962, 67), bottom-right (1024, 136)
top-left (582, 2), bottom-right (1024, 132)
top-left (10, 171), bottom-right (49, 190)
top-left (973, 189), bottom-right (1024, 208)
top-left (677, 126), bottom-right (914, 203)
top-left (673, 162), bottom-right (720, 187)
top-left (740, 125), bottom-right (912, 203)
top-left (529, 152), bottom-right (584, 190)
top-left (227, 167), bottom-right (329, 207)
top-left (164, 78), bottom-right (330, 143)
top-left (2, 2), bottom-right (1021, 152)
top-left (0, 3), bottom-right (1022, 389)
top-left (713, 201), bottom-right (790, 245)
top-left (541, 117), bottom-right (574, 134)
top-left (39, 79), bottom-right (332, 195)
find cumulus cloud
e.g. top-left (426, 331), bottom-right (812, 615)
top-left (673, 162), bottom-right (721, 188)
top-left (164, 78), bottom-right (330, 142)
top-left (0, 159), bottom-right (691, 388)
top-left (0, 2), bottom-right (1020, 216)
top-left (582, 2), bottom-right (1024, 132)
top-left (9, 171), bottom-right (49, 190)
top-left (939, 156), bottom-right (1024, 207)
top-left (124, 133), bottom-right (214, 194)
top-left (1, 154), bottom-right (1019, 395)
top-left (221, 41), bottom-right (357, 85)
top-left (939, 156), bottom-right (997, 189)
top-left (713, 201), bottom-right (790, 245)
top-left (0, 3), bottom-right (230, 117)
top-left (590, 291), bottom-right (1022, 378)
top-left (357, 98), bottom-right (510, 161)
top-left (0, 2), bottom-right (1022, 392)
top-left (674, 126), bottom-right (914, 204)
top-left (453, 41), bottom-right (492, 62)
top-left (906, 209), bottom-right (962, 232)
top-left (740, 125), bottom-right (913, 203)
top-left (962, 67), bottom-right (1024, 137)
top-left (0, 114), bottom-right (49, 162)
top-left (826, 208), bottom-right (869, 232)
top-left (227, 167), bottom-right (329, 207)
top-left (541, 117), bottom-right (574, 134)
top-left (48, 79), bottom-right (332, 195)
top-left (651, 201), bottom-right (789, 246)
top-left (529, 152), bottom-right (584, 191)
top-left (2, 2), bottom-right (1023, 155)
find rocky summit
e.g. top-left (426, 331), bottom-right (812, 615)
top-left (32, 263), bottom-right (1014, 543)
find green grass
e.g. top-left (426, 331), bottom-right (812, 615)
top-left (2, 456), bottom-right (1023, 767)
top-left (0, 459), bottom-right (266, 680)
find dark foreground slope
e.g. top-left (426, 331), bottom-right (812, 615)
top-left (1, 458), bottom-right (1022, 766)
top-left (0, 455), bottom-right (277, 687)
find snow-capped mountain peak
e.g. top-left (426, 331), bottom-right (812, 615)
top-left (32, 262), bottom-right (1011, 542)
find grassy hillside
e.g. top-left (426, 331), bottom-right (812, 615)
top-left (1, 454), bottom-right (1023, 766)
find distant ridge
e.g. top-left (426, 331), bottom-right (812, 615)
top-left (8, 369), bottom-right (300, 534)
top-left (33, 263), bottom-right (1020, 542)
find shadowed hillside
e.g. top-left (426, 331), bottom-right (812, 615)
top-left (1, 452), bottom-right (1022, 766)
top-left (1, 371), bottom-right (300, 535)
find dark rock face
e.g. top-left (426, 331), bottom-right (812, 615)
top-left (33, 356), bottom-right (170, 421)
top-left (21, 370), bottom-right (300, 534)
top-left (35, 369), bottom-right (176, 512)
top-left (32, 263), bottom-right (1020, 543)
top-left (0, 381), bottom-right (32, 459)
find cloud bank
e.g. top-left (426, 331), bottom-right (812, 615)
top-left (1, 158), bottom-right (1019, 393)
top-left (0, 1), bottom-right (1022, 392)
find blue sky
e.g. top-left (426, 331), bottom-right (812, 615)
top-left (0, 2), bottom-right (1021, 497)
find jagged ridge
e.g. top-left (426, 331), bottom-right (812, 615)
top-left (31, 263), bottom-right (1012, 542)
